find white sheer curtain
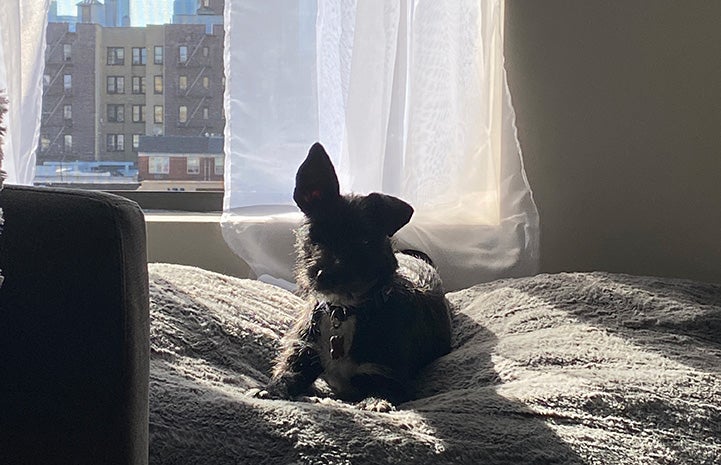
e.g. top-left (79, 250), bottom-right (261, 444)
top-left (222, 0), bottom-right (538, 291)
top-left (0, 0), bottom-right (50, 185)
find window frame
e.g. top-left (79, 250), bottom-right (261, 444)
top-left (132, 104), bottom-right (146, 123)
top-left (154, 105), bottom-right (164, 124)
top-left (107, 103), bottom-right (125, 122)
top-left (154, 75), bottom-right (163, 94)
top-left (149, 156), bottom-right (170, 174)
top-left (107, 47), bottom-right (125, 65)
top-left (154, 45), bottom-right (164, 64)
top-left (107, 75), bottom-right (125, 94)
top-left (132, 76), bottom-right (146, 94)
top-left (132, 47), bottom-right (147, 65)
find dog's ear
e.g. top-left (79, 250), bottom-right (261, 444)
top-left (367, 193), bottom-right (414, 237)
top-left (293, 142), bottom-right (341, 216)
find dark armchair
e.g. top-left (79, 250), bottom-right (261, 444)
top-left (0, 185), bottom-right (149, 465)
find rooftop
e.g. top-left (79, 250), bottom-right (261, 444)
top-left (138, 135), bottom-right (224, 154)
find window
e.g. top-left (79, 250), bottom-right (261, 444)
top-left (202, 0), bottom-right (210, 7)
top-left (107, 134), bottom-right (125, 151)
top-left (107, 47), bottom-right (124, 65)
top-left (203, 107), bottom-right (209, 120)
top-left (132, 104), bottom-right (146, 123)
top-left (187, 157), bottom-right (200, 174)
top-left (132, 47), bottom-right (147, 65)
top-left (202, 76), bottom-right (209, 89)
top-left (154, 45), bottom-right (163, 64)
top-left (40, 135), bottom-right (50, 152)
top-left (154, 105), bottom-right (164, 124)
top-left (178, 105), bottom-right (188, 123)
top-left (107, 76), bottom-right (125, 94)
top-left (107, 104), bottom-right (125, 122)
top-left (132, 134), bottom-right (142, 150)
top-left (214, 157), bottom-right (224, 175)
top-left (34, 1), bottom-right (227, 205)
top-left (132, 76), bottom-right (146, 94)
top-left (149, 156), bottom-right (169, 174)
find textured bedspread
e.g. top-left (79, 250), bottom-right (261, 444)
top-left (148, 264), bottom-right (721, 464)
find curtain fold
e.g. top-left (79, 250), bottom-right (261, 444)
top-left (0, 0), bottom-right (50, 185)
top-left (222, 0), bottom-right (538, 291)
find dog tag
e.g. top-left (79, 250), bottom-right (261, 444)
top-left (330, 335), bottom-right (344, 359)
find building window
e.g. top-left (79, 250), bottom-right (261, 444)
top-left (132, 134), bottom-right (142, 150)
top-left (63, 134), bottom-right (72, 152)
top-left (107, 47), bottom-right (125, 65)
top-left (63, 104), bottom-right (72, 120)
top-left (179, 75), bottom-right (188, 91)
top-left (107, 76), bottom-right (125, 94)
top-left (40, 135), bottom-right (50, 152)
top-left (63, 74), bottom-right (72, 91)
top-left (202, 76), bottom-right (209, 89)
top-left (178, 105), bottom-right (188, 123)
top-left (132, 76), bottom-right (146, 94)
top-left (154, 75), bottom-right (163, 94)
top-left (214, 156), bottom-right (224, 175)
top-left (187, 157), bottom-right (200, 174)
top-left (154, 105), bottom-right (164, 124)
top-left (179, 45), bottom-right (188, 64)
top-left (63, 44), bottom-right (72, 61)
top-left (149, 156), bottom-right (169, 174)
top-left (154, 46), bottom-right (163, 64)
top-left (202, 0), bottom-right (210, 7)
top-left (132, 47), bottom-right (147, 65)
top-left (107, 104), bottom-right (125, 122)
top-left (202, 107), bottom-right (209, 120)
top-left (107, 134), bottom-right (125, 151)
top-left (132, 104), bottom-right (146, 123)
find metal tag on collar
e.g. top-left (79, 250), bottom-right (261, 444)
top-left (330, 304), bottom-right (349, 329)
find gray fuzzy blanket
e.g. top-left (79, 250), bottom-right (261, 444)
top-left (148, 264), bottom-right (721, 464)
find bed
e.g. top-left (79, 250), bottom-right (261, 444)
top-left (148, 263), bottom-right (721, 464)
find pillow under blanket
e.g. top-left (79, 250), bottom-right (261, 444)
top-left (148, 263), bottom-right (721, 465)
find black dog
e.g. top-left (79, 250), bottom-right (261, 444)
top-left (262, 143), bottom-right (452, 409)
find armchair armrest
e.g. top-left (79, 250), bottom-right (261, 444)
top-left (0, 185), bottom-right (149, 465)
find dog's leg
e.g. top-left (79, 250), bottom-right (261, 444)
top-left (255, 309), bottom-right (324, 399)
top-left (350, 373), bottom-right (409, 412)
top-left (265, 343), bottom-right (322, 398)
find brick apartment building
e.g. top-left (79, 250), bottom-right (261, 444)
top-left (137, 134), bottom-right (223, 191)
top-left (39, 0), bottom-right (225, 175)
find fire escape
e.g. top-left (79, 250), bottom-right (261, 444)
top-left (42, 28), bottom-right (75, 158)
top-left (179, 34), bottom-right (212, 136)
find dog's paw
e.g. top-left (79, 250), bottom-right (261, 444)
top-left (246, 382), bottom-right (289, 400)
top-left (356, 397), bottom-right (396, 412)
top-left (246, 387), bottom-right (270, 399)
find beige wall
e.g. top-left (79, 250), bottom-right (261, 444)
top-left (505, 0), bottom-right (721, 283)
top-left (145, 213), bottom-right (252, 279)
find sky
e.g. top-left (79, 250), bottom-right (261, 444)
top-left (56, 0), bottom-right (173, 26)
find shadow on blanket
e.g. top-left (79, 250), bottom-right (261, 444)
top-left (148, 265), bottom-right (584, 464)
top-left (515, 272), bottom-right (721, 374)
